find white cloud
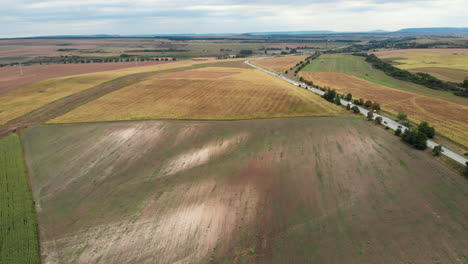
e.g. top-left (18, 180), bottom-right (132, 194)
top-left (0, 0), bottom-right (467, 37)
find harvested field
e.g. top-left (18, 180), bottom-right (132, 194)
top-left (376, 50), bottom-right (468, 83)
top-left (0, 134), bottom-right (40, 264)
top-left (301, 54), bottom-right (468, 106)
top-left (49, 66), bottom-right (344, 123)
top-left (22, 117), bottom-right (468, 264)
top-left (149, 70), bottom-right (239, 79)
top-left (300, 72), bottom-right (468, 147)
top-left (252, 55), bottom-right (309, 73)
top-left (0, 60), bottom-right (220, 125)
top-left (0, 61), bottom-right (171, 95)
top-left (409, 67), bottom-right (468, 83)
top-left (373, 48), bottom-right (468, 56)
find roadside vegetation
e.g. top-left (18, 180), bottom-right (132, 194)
top-left (0, 134), bottom-right (40, 264)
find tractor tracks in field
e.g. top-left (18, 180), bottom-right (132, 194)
top-left (0, 65), bottom-right (200, 139)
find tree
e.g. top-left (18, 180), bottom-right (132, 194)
top-left (418, 121), bottom-right (435, 139)
top-left (372, 102), bottom-right (381, 111)
top-left (285, 70), bottom-right (288, 74)
top-left (397, 112), bottom-right (408, 121)
top-left (367, 111), bottom-right (374, 120)
top-left (334, 95), bottom-right (342, 105)
top-left (299, 77), bottom-right (304, 81)
top-left (358, 99), bottom-right (364, 105)
top-left (432, 145), bottom-right (443, 156)
top-left (322, 89), bottom-right (337, 102)
top-left (345, 93), bottom-right (352, 101)
top-left (395, 128), bottom-right (402, 136)
top-left (346, 104), bottom-right (351, 110)
top-left (352, 106), bottom-right (360, 113)
top-left (402, 129), bottom-right (427, 150)
top-left (375, 116), bottom-right (382, 124)
top-left (364, 100), bottom-right (372, 108)
top-left (464, 163), bottom-right (468, 178)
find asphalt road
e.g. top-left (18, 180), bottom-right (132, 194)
top-left (245, 58), bottom-right (468, 166)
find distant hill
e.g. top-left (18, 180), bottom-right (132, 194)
top-left (396, 27), bottom-right (468, 34)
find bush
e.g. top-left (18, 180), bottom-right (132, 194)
top-left (334, 95), bottom-right (342, 105)
top-left (322, 89), bottom-right (337, 102)
top-left (375, 116), bottom-right (382, 124)
top-left (395, 128), bottom-right (402, 136)
top-left (402, 129), bottom-right (427, 150)
top-left (397, 112), bottom-right (408, 121)
top-left (352, 106), bottom-right (360, 113)
top-left (346, 104), bottom-right (351, 110)
top-left (364, 100), bottom-right (372, 108)
top-left (367, 111), bottom-right (374, 120)
top-left (432, 145), bottom-right (443, 156)
top-left (372, 102), bottom-right (381, 111)
top-left (418, 121), bottom-right (435, 139)
top-left (345, 93), bottom-right (352, 101)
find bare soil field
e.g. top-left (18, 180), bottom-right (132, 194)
top-left (0, 61), bottom-right (171, 95)
top-left (49, 66), bottom-right (344, 123)
top-left (251, 55), bottom-right (309, 73)
top-left (300, 72), bottom-right (468, 148)
top-left (22, 117), bottom-right (468, 264)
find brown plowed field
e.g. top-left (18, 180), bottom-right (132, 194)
top-left (22, 117), bottom-right (468, 264)
top-left (0, 61), bottom-right (172, 95)
top-left (300, 72), bottom-right (468, 147)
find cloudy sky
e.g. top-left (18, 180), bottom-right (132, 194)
top-left (2, 0), bottom-right (467, 37)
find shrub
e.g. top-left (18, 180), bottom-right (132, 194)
top-left (352, 106), bottom-right (360, 113)
top-left (395, 128), bottom-right (402, 136)
top-left (346, 104), bottom-right (351, 110)
top-left (372, 102), bottom-right (381, 111)
top-left (375, 116), bottom-right (382, 124)
top-left (418, 121), bottom-right (435, 139)
top-left (397, 112), bottom-right (408, 121)
top-left (432, 145), bottom-right (443, 156)
top-left (367, 111), bottom-right (374, 120)
top-left (345, 93), bottom-right (352, 101)
top-left (364, 100), bottom-right (372, 108)
top-left (402, 129), bottom-right (427, 150)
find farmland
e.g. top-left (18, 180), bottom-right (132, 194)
top-left (0, 59), bottom-right (234, 125)
top-left (0, 134), bottom-right (40, 264)
top-left (0, 60), bottom-right (172, 95)
top-left (49, 65), bottom-right (343, 123)
top-left (301, 54), bottom-right (468, 106)
top-left (300, 71), bottom-right (468, 148)
top-left (374, 49), bottom-right (468, 83)
top-left (251, 55), bottom-right (309, 73)
top-left (22, 117), bottom-right (468, 264)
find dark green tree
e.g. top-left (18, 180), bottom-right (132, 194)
top-left (345, 93), bottom-right (352, 101)
top-left (418, 121), bottom-right (435, 139)
top-left (367, 111), bottom-right (374, 120)
top-left (352, 106), bottom-right (360, 113)
top-left (395, 128), bottom-right (402, 136)
top-left (375, 116), bottom-right (382, 124)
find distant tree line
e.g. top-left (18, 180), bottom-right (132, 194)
top-left (353, 53), bottom-right (467, 97)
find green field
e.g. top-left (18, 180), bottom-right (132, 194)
top-left (0, 134), bottom-right (40, 264)
top-left (302, 54), bottom-right (468, 106)
top-left (22, 117), bottom-right (468, 264)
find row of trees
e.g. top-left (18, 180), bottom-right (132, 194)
top-left (354, 53), bottom-right (467, 97)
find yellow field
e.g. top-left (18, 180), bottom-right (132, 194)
top-left (251, 55), bottom-right (308, 73)
top-left (301, 72), bottom-right (468, 147)
top-left (49, 67), bottom-right (345, 123)
top-left (378, 50), bottom-right (468, 82)
top-left (0, 60), bottom-right (215, 125)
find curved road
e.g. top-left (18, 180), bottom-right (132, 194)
top-left (245, 58), bottom-right (468, 166)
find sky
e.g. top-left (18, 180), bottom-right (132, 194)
top-left (1, 0), bottom-right (467, 38)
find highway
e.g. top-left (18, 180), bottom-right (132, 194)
top-left (245, 58), bottom-right (468, 166)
